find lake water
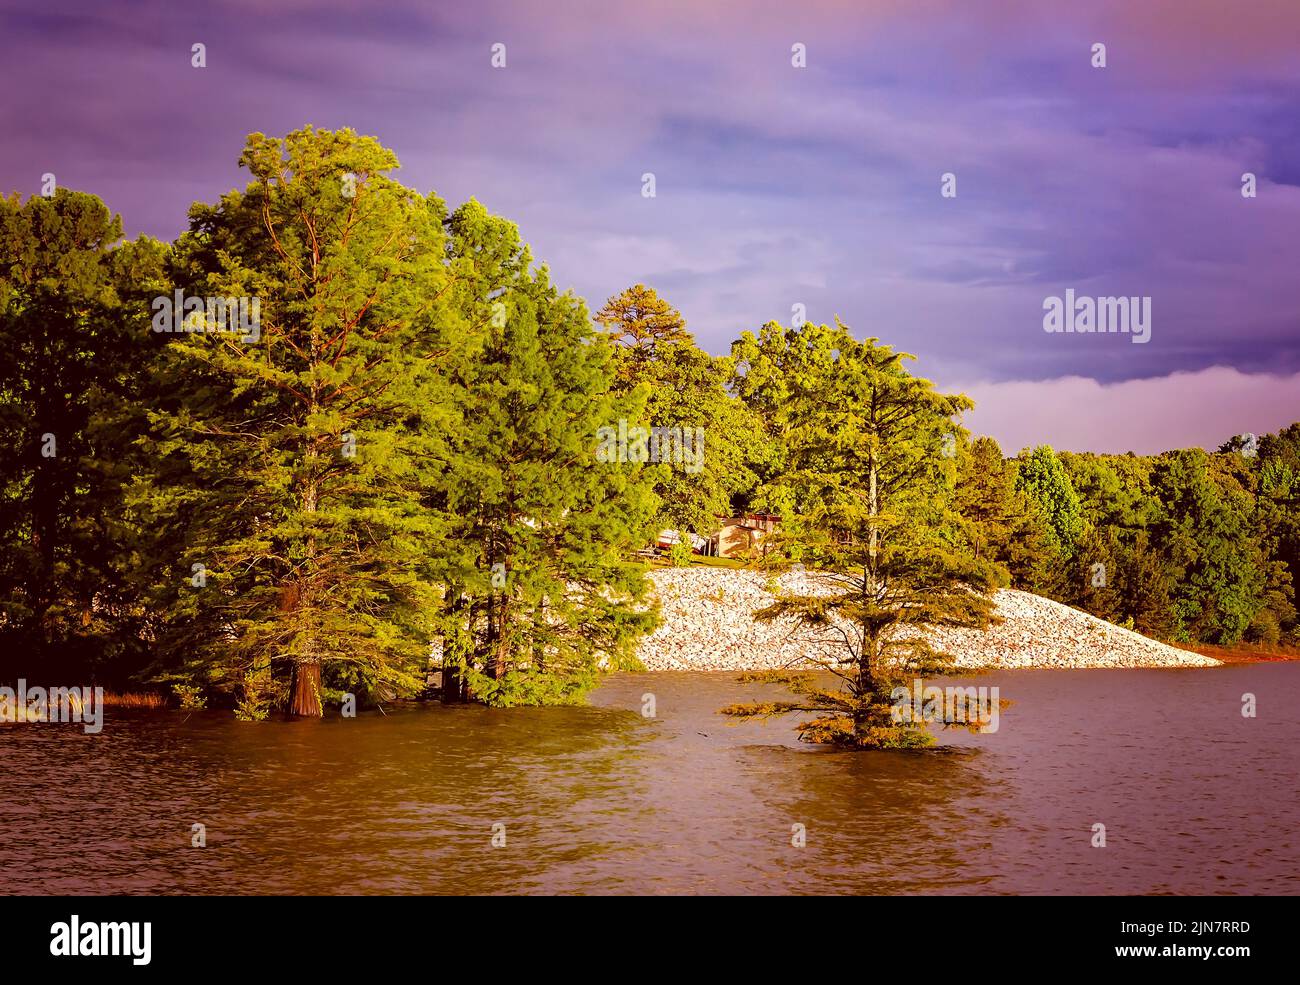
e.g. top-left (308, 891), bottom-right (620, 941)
top-left (2, 665), bottom-right (1297, 895)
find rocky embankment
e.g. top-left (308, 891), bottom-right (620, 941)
top-left (638, 568), bottom-right (1220, 670)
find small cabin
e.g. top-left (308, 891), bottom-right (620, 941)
top-left (656, 512), bottom-right (782, 560)
top-left (712, 512), bottom-right (781, 558)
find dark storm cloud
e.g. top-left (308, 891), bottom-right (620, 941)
top-left (2, 0), bottom-right (1297, 430)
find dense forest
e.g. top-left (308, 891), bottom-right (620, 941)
top-left (2, 127), bottom-right (1296, 718)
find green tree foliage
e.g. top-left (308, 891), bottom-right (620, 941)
top-left (0, 131), bottom-right (671, 717)
top-left (595, 282), bottom-right (692, 378)
top-left (954, 435), bottom-right (1062, 590)
top-left (0, 190), bottom-right (167, 681)
top-left (1060, 451), bottom-right (1158, 534)
top-left (960, 437), bottom-right (1297, 647)
top-left (1015, 445), bottom-right (1084, 558)
top-left (1149, 449), bottom-right (1267, 644)
top-left (1064, 525), bottom-right (1123, 621)
top-left (1252, 426), bottom-right (1300, 643)
top-left (596, 284), bottom-right (763, 533)
top-left (720, 322), bottom-right (999, 748)
top-left (5, 127), bottom-right (1299, 728)
top-left (130, 128), bottom-right (460, 716)
top-left (1112, 532), bottom-right (1175, 638)
top-left (728, 319), bottom-right (836, 517)
top-left (435, 213), bottom-right (659, 707)
top-left (955, 436), bottom-right (1014, 563)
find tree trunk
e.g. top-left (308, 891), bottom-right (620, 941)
top-left (441, 590), bottom-right (467, 703)
top-left (859, 444), bottom-right (881, 736)
top-left (288, 660), bottom-right (323, 717)
top-left (867, 450), bottom-right (879, 593)
top-left (292, 327), bottom-right (324, 718)
top-left (485, 593), bottom-right (509, 680)
top-left (441, 663), bottom-right (462, 703)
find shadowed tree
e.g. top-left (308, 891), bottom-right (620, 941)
top-left (0, 190), bottom-right (167, 681)
top-left (1113, 532), bottom-right (1175, 638)
top-left (1150, 448), bottom-right (1267, 643)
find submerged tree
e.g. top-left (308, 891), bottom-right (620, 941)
top-left (437, 224), bottom-right (659, 705)
top-left (722, 321), bottom-right (1001, 748)
top-left (131, 127), bottom-right (456, 717)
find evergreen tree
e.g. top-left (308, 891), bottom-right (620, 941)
top-left (1066, 525), bottom-right (1122, 621)
top-left (721, 322), bottom-right (999, 748)
top-left (597, 284), bottom-right (762, 534)
top-left (0, 190), bottom-right (166, 681)
top-left (1060, 451), bottom-right (1158, 535)
top-left (130, 128), bottom-right (455, 717)
top-left (1151, 449), bottom-right (1266, 644)
top-left (1252, 426), bottom-right (1300, 643)
top-left (947, 440), bottom-right (1061, 595)
top-left (955, 436), bottom-right (1014, 562)
top-left (595, 283), bottom-right (692, 382)
top-left (728, 319), bottom-right (833, 515)
top-left (1015, 445), bottom-right (1084, 558)
top-left (1111, 533), bottom-right (1175, 638)
top-left (442, 265), bottom-right (660, 706)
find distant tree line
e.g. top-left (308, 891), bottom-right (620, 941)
top-left (606, 299), bottom-right (1300, 653)
top-left (954, 434), bottom-right (1299, 648)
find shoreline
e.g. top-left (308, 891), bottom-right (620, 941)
top-left (1174, 642), bottom-right (1300, 665)
top-left (638, 568), bottom-right (1226, 672)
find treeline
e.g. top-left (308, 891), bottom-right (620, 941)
top-left (956, 435), bottom-right (1300, 648)
top-left (595, 305), bottom-right (1300, 651)
top-left (1, 128), bottom-right (661, 714)
top-left (2, 127), bottom-right (1295, 718)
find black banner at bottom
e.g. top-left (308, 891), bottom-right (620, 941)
top-left (0, 894), bottom-right (1279, 972)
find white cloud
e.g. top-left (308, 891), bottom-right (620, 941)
top-left (953, 366), bottom-right (1300, 454)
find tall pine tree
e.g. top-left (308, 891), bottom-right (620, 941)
top-left (439, 253), bottom-right (659, 705)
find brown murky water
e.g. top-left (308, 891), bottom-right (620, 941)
top-left (2, 665), bottom-right (1297, 895)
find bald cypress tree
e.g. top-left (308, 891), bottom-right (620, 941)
top-left (132, 128), bottom-right (456, 717)
top-left (723, 321), bottom-right (1000, 748)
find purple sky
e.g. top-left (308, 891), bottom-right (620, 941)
top-left (3, 0), bottom-right (1298, 453)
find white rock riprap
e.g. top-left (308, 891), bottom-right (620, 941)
top-left (637, 568), bottom-right (1220, 670)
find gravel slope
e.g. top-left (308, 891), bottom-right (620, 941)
top-left (638, 568), bottom-right (1220, 671)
